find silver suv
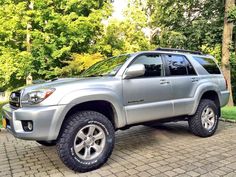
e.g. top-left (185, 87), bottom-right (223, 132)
top-left (2, 48), bottom-right (229, 172)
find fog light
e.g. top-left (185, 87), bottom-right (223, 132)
top-left (22, 121), bottom-right (33, 132)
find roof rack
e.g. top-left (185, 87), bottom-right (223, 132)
top-left (155, 48), bottom-right (203, 55)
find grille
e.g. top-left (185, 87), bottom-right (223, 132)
top-left (9, 90), bottom-right (21, 108)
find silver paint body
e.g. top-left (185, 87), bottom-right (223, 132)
top-left (2, 51), bottom-right (230, 141)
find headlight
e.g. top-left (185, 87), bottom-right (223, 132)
top-left (24, 88), bottom-right (55, 104)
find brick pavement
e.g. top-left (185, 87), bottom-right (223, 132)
top-left (0, 121), bottom-right (236, 177)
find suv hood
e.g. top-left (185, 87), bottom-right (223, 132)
top-left (22, 77), bottom-right (119, 93)
top-left (19, 76), bottom-right (121, 106)
top-left (23, 78), bottom-right (81, 91)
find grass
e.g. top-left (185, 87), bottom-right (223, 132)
top-left (0, 101), bottom-right (8, 128)
top-left (221, 106), bottom-right (236, 121)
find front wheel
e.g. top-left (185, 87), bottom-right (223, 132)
top-left (57, 111), bottom-right (115, 172)
top-left (188, 99), bottom-right (219, 137)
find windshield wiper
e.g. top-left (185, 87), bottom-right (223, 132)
top-left (83, 74), bottom-right (104, 77)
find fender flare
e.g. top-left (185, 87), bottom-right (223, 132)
top-left (190, 83), bottom-right (221, 115)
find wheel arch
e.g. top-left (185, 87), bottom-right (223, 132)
top-left (56, 99), bottom-right (124, 140)
top-left (191, 89), bottom-right (221, 117)
top-left (200, 90), bottom-right (221, 117)
top-left (64, 100), bottom-right (117, 127)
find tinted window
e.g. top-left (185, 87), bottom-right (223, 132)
top-left (132, 54), bottom-right (164, 77)
top-left (165, 55), bottom-right (196, 76)
top-left (185, 59), bottom-right (196, 75)
top-left (193, 57), bottom-right (221, 74)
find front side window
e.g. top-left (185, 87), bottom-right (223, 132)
top-left (81, 54), bottom-right (130, 77)
top-left (165, 55), bottom-right (196, 76)
top-left (131, 54), bottom-right (164, 77)
top-left (192, 57), bottom-right (221, 74)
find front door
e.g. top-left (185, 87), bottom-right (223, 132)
top-left (122, 53), bottom-right (174, 125)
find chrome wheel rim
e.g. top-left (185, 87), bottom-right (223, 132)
top-left (73, 124), bottom-right (106, 161)
top-left (201, 107), bottom-right (216, 130)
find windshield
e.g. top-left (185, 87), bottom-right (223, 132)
top-left (81, 54), bottom-right (131, 77)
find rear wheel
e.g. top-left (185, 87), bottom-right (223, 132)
top-left (57, 111), bottom-right (115, 172)
top-left (188, 99), bottom-right (219, 137)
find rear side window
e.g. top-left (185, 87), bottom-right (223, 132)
top-left (165, 55), bottom-right (196, 76)
top-left (193, 57), bottom-right (221, 74)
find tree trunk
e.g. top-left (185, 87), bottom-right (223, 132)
top-left (235, 32), bottom-right (236, 56)
top-left (26, 1), bottom-right (33, 85)
top-left (222, 0), bottom-right (235, 106)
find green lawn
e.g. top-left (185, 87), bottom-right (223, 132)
top-left (221, 106), bottom-right (236, 121)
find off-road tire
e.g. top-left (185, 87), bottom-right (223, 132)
top-left (36, 140), bottom-right (57, 146)
top-left (57, 111), bottom-right (115, 172)
top-left (188, 99), bottom-right (219, 137)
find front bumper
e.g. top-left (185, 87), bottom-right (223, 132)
top-left (2, 104), bottom-right (66, 141)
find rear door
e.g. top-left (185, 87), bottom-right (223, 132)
top-left (163, 54), bottom-right (199, 115)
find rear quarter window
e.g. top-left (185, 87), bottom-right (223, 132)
top-left (192, 57), bottom-right (221, 74)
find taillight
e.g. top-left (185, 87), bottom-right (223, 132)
top-left (224, 76), bottom-right (228, 89)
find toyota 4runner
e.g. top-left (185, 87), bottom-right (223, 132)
top-left (2, 48), bottom-right (229, 172)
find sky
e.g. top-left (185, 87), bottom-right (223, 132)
top-left (111, 0), bottom-right (151, 37)
top-left (112, 0), bottom-right (128, 20)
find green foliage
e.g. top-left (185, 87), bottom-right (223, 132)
top-left (222, 107), bottom-right (236, 120)
top-left (154, 30), bottom-right (187, 49)
top-left (96, 1), bottom-right (151, 56)
top-left (0, 0), bottom-right (153, 90)
top-left (228, 7), bottom-right (236, 23)
top-left (0, 0), bottom-right (112, 89)
top-left (0, 47), bottom-right (32, 90)
top-left (147, 0), bottom-right (224, 50)
top-left (96, 20), bottom-right (126, 56)
top-left (200, 44), bottom-right (222, 62)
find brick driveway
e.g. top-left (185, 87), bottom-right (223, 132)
top-left (0, 121), bottom-right (236, 177)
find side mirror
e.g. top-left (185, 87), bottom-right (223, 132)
top-left (123, 64), bottom-right (145, 79)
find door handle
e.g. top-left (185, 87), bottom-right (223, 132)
top-left (191, 78), bottom-right (199, 82)
top-left (160, 79), bottom-right (170, 84)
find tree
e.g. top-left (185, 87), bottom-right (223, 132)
top-left (153, 30), bottom-right (187, 49)
top-left (0, 1), bottom-right (33, 90)
top-left (222, 0), bottom-right (235, 106)
top-left (0, 0), bottom-right (112, 89)
top-left (96, 0), bottom-right (152, 56)
top-left (146, 0), bottom-right (224, 50)
top-left (227, 5), bottom-right (236, 104)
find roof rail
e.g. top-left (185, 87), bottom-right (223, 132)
top-left (155, 48), bottom-right (203, 55)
